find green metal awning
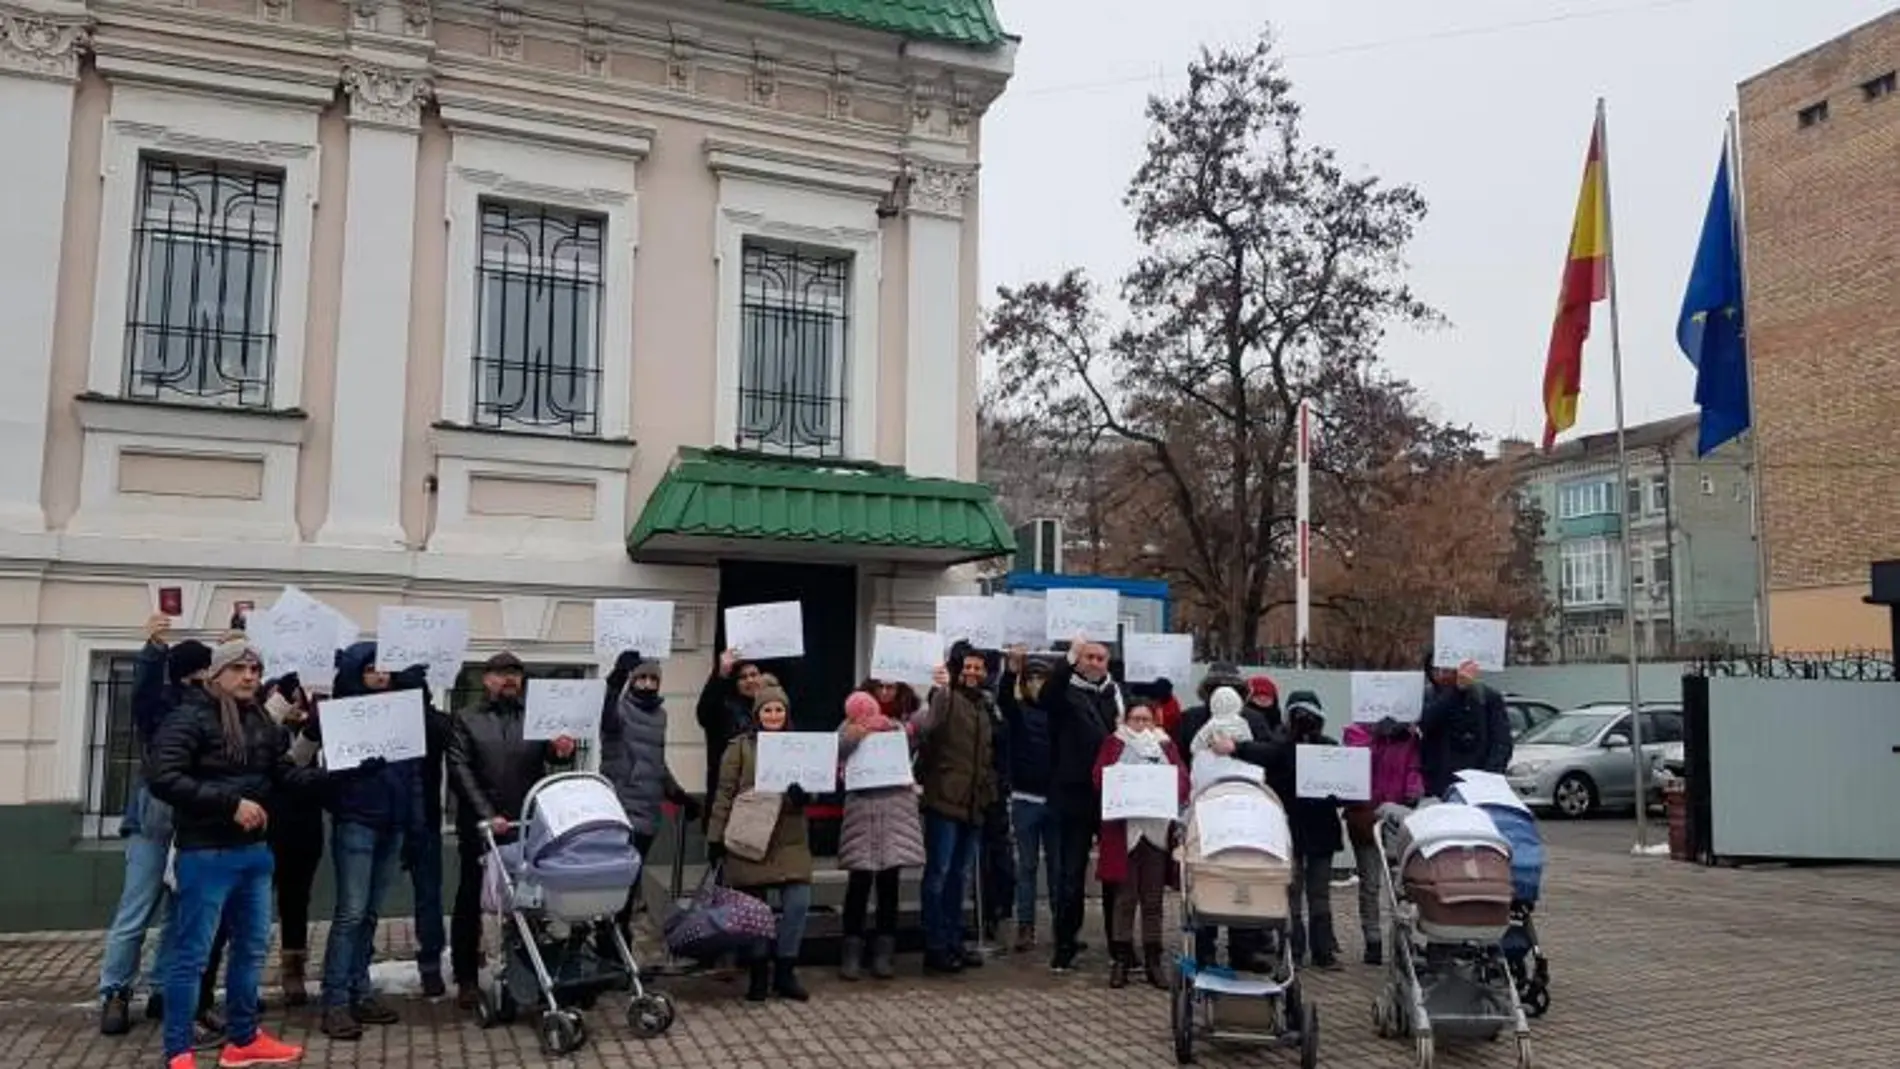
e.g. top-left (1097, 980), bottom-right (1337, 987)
top-left (735, 0), bottom-right (1007, 47)
top-left (628, 448), bottom-right (1016, 565)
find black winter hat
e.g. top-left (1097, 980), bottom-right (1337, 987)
top-left (1285, 689), bottom-right (1325, 725)
top-left (166, 640), bottom-right (213, 685)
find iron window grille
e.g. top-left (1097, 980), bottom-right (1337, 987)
top-left (124, 157), bottom-right (284, 408)
top-left (473, 200), bottom-right (605, 435)
top-left (83, 652), bottom-right (141, 838)
top-left (737, 240), bottom-right (850, 458)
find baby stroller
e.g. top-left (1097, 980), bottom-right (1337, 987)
top-left (1170, 773), bottom-right (1319, 1068)
top-left (1448, 774), bottom-right (1550, 1018)
top-left (1371, 801), bottom-right (1532, 1069)
top-left (475, 772), bottom-right (677, 1055)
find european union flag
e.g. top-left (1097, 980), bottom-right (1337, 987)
top-left (1677, 146), bottom-right (1751, 456)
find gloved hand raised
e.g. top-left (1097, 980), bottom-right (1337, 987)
top-left (784, 783), bottom-right (809, 808)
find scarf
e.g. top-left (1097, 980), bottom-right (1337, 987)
top-left (1114, 724), bottom-right (1173, 853)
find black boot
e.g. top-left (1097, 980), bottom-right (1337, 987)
top-left (1309, 915), bottom-right (1340, 970)
top-left (1143, 944), bottom-right (1168, 990)
top-left (1363, 938), bottom-right (1383, 966)
top-left (869, 935), bottom-right (897, 980)
top-left (772, 957), bottom-right (809, 1002)
top-left (745, 957), bottom-right (771, 1002)
top-left (99, 990), bottom-right (131, 1036)
top-left (1108, 942), bottom-right (1132, 989)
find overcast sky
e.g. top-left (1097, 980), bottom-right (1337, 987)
top-left (979, 0), bottom-right (1892, 444)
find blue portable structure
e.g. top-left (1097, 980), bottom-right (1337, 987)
top-left (995, 571), bottom-right (1172, 638)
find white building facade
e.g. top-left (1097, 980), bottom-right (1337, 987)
top-left (0, 0), bottom-right (1013, 924)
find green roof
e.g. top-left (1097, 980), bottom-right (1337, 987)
top-left (629, 448), bottom-right (1015, 563)
top-left (737, 0), bottom-right (1006, 47)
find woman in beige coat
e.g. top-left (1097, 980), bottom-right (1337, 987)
top-left (706, 687), bottom-right (813, 1002)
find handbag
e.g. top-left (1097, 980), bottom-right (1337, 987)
top-left (721, 789), bottom-right (782, 862)
top-left (663, 865), bottom-right (777, 960)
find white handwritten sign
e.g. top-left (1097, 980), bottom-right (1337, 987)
top-left (1101, 764), bottom-right (1180, 821)
top-left (1191, 754), bottom-right (1266, 795)
top-left (998, 596), bottom-right (1046, 648)
top-left (533, 778), bottom-right (631, 839)
top-left (1296, 745), bottom-right (1371, 801)
top-left (1351, 671), bottom-right (1425, 723)
top-left (843, 730), bottom-right (914, 792)
top-left (870, 625), bottom-right (942, 689)
top-left (1196, 793), bottom-right (1291, 858)
top-left (755, 731), bottom-right (839, 793)
top-left (1433, 615), bottom-right (1508, 672)
top-left (248, 601), bottom-right (339, 691)
top-left (524, 678), bottom-right (606, 742)
top-left (1452, 769), bottom-right (1532, 813)
top-left (318, 689), bottom-right (426, 771)
top-left (724, 601), bottom-right (804, 661)
top-left (936, 596), bottom-right (1005, 650)
top-left (271, 586), bottom-right (359, 661)
top-left (593, 599), bottom-right (675, 663)
top-left (375, 607), bottom-right (470, 693)
top-left (1044, 588), bottom-right (1120, 643)
top-left (1122, 632), bottom-right (1192, 684)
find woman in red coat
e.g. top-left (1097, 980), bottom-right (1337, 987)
top-left (1092, 700), bottom-right (1190, 989)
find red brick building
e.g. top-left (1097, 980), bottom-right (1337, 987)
top-left (1739, 10), bottom-right (1900, 650)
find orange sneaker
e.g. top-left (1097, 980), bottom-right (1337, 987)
top-left (217, 1031), bottom-right (303, 1067)
top-left (169, 1054), bottom-right (198, 1069)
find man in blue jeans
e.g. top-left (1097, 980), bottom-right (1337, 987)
top-left (313, 642), bottom-right (432, 1040)
top-left (913, 643), bottom-right (999, 974)
top-left (999, 648), bottom-right (1059, 954)
top-left (98, 623), bottom-right (211, 1036)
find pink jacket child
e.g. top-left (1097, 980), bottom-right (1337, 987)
top-left (1342, 720), bottom-right (1423, 846)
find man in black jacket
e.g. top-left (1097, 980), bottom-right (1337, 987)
top-left (694, 648), bottom-right (764, 825)
top-left (1419, 656), bottom-right (1513, 798)
top-left (1043, 635), bottom-right (1122, 972)
top-left (445, 652), bottom-right (577, 1009)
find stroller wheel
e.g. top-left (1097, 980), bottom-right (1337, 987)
top-left (1415, 1032), bottom-right (1435, 1069)
top-left (473, 992), bottom-right (496, 1030)
top-left (538, 1009), bottom-right (585, 1056)
top-left (1372, 991), bottom-right (1393, 1038)
top-left (1524, 982), bottom-right (1551, 1018)
top-left (1169, 968), bottom-right (1194, 1065)
top-left (494, 984), bottom-right (519, 1025)
top-left (1516, 1035), bottom-right (1535, 1069)
top-left (626, 992), bottom-right (675, 1038)
top-left (1299, 1003), bottom-right (1319, 1069)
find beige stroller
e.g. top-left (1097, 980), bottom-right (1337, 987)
top-left (1170, 770), bottom-right (1318, 1067)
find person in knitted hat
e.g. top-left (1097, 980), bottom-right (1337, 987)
top-left (1281, 689), bottom-right (1343, 970)
top-left (706, 685), bottom-right (814, 1003)
top-left (835, 689), bottom-right (925, 981)
top-left (147, 638), bottom-right (336, 1069)
top-left (598, 651), bottom-right (698, 958)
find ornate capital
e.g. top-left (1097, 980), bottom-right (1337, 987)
top-left (0, 2), bottom-right (90, 82)
top-left (341, 61), bottom-right (432, 129)
top-left (902, 159), bottom-right (974, 220)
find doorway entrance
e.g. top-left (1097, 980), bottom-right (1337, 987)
top-left (715, 559), bottom-right (859, 733)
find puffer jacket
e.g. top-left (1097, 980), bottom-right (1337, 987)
top-left (1044, 658), bottom-right (1121, 819)
top-left (147, 688), bottom-right (326, 851)
top-left (836, 723), bottom-right (925, 872)
top-left (707, 734), bottom-right (813, 888)
top-left (314, 642), bottom-right (429, 831)
top-left (447, 693), bottom-right (570, 837)
top-left (599, 687), bottom-right (688, 838)
top-left (998, 668), bottom-right (1053, 798)
top-left (914, 683), bottom-right (998, 825)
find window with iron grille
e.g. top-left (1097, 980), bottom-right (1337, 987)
top-left (737, 240), bottom-right (850, 458)
top-left (473, 200), bottom-right (605, 435)
top-left (83, 652), bottom-right (142, 837)
top-left (124, 157), bottom-right (284, 408)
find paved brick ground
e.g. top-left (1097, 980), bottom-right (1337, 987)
top-left (4, 821), bottom-right (1898, 1068)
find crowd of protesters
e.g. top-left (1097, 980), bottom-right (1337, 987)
top-left (96, 610), bottom-right (1512, 1069)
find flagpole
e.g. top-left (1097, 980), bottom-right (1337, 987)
top-left (1296, 398), bottom-right (1312, 668)
top-left (1595, 97), bottom-right (1650, 852)
top-left (1726, 109), bottom-right (1772, 652)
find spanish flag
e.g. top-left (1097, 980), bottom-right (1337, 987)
top-left (1542, 111), bottom-right (1610, 449)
